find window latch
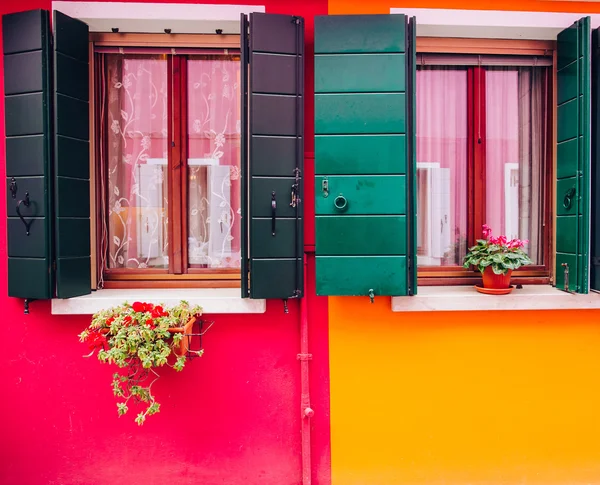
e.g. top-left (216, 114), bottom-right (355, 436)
top-left (271, 191), bottom-right (277, 236)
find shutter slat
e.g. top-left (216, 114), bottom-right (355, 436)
top-left (53, 10), bottom-right (91, 298)
top-left (556, 17), bottom-right (591, 293)
top-left (2, 9), bottom-right (53, 301)
top-left (314, 14), bottom-right (416, 297)
top-left (241, 13), bottom-right (304, 299)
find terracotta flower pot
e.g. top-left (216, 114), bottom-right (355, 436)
top-left (169, 317), bottom-right (196, 357)
top-left (482, 267), bottom-right (512, 289)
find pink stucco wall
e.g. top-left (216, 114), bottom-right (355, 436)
top-left (0, 1), bottom-right (330, 484)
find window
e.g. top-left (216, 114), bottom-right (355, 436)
top-left (94, 44), bottom-right (242, 287)
top-left (415, 52), bottom-right (552, 284)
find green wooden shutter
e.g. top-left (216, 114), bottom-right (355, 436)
top-left (314, 14), bottom-right (416, 297)
top-left (3, 10), bottom-right (53, 300)
top-left (556, 17), bottom-right (591, 293)
top-left (240, 13), bottom-right (304, 299)
top-left (53, 11), bottom-right (91, 298)
top-left (591, 28), bottom-right (600, 291)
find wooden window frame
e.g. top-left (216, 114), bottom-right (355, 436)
top-left (416, 38), bottom-right (555, 286)
top-left (90, 33), bottom-right (242, 289)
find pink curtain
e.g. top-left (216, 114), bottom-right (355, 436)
top-left (186, 55), bottom-right (241, 269)
top-left (485, 67), bottom-right (547, 263)
top-left (416, 67), bottom-right (468, 266)
top-left (103, 54), bottom-right (168, 269)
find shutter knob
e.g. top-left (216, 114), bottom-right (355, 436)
top-left (333, 194), bottom-right (348, 212)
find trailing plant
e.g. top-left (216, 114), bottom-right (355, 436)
top-left (463, 224), bottom-right (532, 275)
top-left (79, 300), bottom-right (202, 425)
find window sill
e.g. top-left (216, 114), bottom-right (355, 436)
top-left (51, 288), bottom-right (266, 315)
top-left (392, 285), bottom-right (600, 312)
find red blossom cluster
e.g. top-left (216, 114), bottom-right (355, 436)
top-left (83, 329), bottom-right (107, 351)
top-left (131, 302), bottom-right (167, 330)
top-left (482, 224), bottom-right (528, 249)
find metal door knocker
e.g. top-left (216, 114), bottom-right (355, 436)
top-left (334, 194), bottom-right (348, 212)
top-left (16, 192), bottom-right (33, 236)
top-left (563, 187), bottom-right (576, 210)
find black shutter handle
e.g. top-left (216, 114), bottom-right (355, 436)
top-left (9, 178), bottom-right (17, 199)
top-left (16, 192), bottom-right (33, 236)
top-left (271, 191), bottom-right (277, 236)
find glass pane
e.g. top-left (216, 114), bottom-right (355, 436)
top-left (485, 67), bottom-right (547, 264)
top-left (416, 67), bottom-right (468, 266)
top-left (105, 55), bottom-right (169, 269)
top-left (187, 55), bottom-right (241, 269)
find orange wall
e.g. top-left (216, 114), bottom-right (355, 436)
top-left (326, 2), bottom-right (600, 484)
top-left (329, 297), bottom-right (600, 484)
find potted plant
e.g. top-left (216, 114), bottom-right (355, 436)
top-left (78, 300), bottom-right (203, 425)
top-left (463, 224), bottom-right (532, 293)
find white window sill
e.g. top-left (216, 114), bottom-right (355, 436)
top-left (51, 288), bottom-right (266, 315)
top-left (392, 285), bottom-right (600, 312)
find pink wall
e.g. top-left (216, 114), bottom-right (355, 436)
top-left (0, 0), bottom-right (330, 484)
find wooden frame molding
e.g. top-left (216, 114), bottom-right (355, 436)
top-left (90, 35), bottom-right (242, 289)
top-left (417, 37), bottom-right (556, 56)
top-left (415, 38), bottom-right (555, 284)
top-left (90, 33), bottom-right (240, 49)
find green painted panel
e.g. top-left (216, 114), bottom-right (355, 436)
top-left (315, 135), bottom-right (405, 175)
top-left (4, 93), bottom-right (44, 136)
top-left (250, 259), bottom-right (300, 299)
top-left (4, 51), bottom-right (43, 95)
top-left (557, 138), bottom-right (578, 180)
top-left (316, 256), bottom-right (407, 296)
top-left (557, 99), bottom-right (579, 142)
top-left (314, 15), bottom-right (405, 54)
top-left (315, 175), bottom-right (406, 215)
top-left (555, 253), bottom-right (578, 292)
top-left (557, 23), bottom-right (578, 71)
top-left (8, 258), bottom-right (51, 299)
top-left (315, 93), bottom-right (405, 134)
top-left (6, 136), bottom-right (45, 176)
top-left (557, 59), bottom-right (578, 105)
top-left (315, 216), bottom-right (406, 255)
top-left (315, 54), bottom-right (405, 93)
top-left (556, 215), bottom-right (577, 253)
top-left (251, 218), bottom-right (301, 259)
top-left (7, 218), bottom-right (47, 257)
top-left (56, 219), bottom-right (91, 258)
top-left (55, 257), bottom-right (91, 299)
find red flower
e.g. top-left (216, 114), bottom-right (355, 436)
top-left (132, 301), bottom-right (155, 313)
top-left (123, 316), bottom-right (133, 326)
top-left (106, 317), bottom-right (114, 327)
top-left (151, 306), bottom-right (165, 318)
top-left (132, 302), bottom-right (145, 313)
top-left (85, 330), bottom-right (107, 350)
top-left (146, 318), bottom-right (156, 330)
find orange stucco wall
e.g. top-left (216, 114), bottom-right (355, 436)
top-left (329, 0), bottom-right (600, 14)
top-left (329, 298), bottom-right (600, 484)
top-left (327, 3), bottom-right (600, 483)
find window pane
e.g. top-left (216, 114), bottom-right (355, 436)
top-left (105, 55), bottom-right (169, 269)
top-left (485, 67), bottom-right (547, 264)
top-left (187, 55), bottom-right (241, 269)
top-left (416, 67), bottom-right (468, 266)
